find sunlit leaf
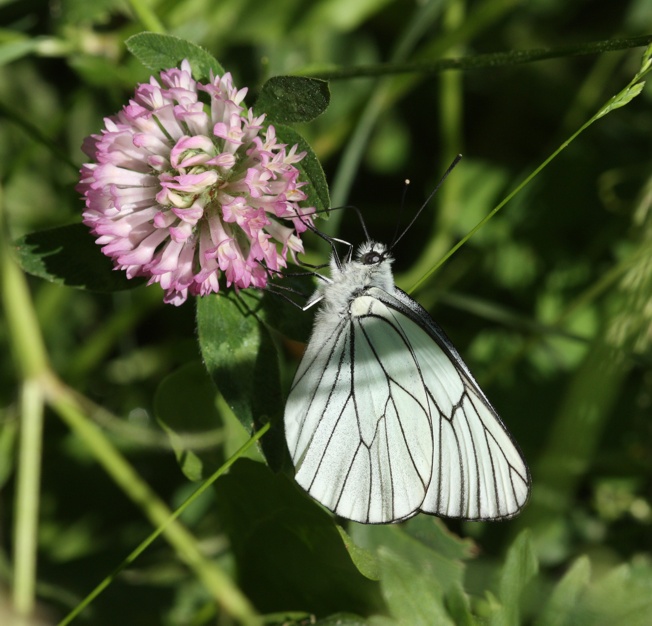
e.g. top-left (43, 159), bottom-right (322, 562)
top-left (196, 292), bottom-right (285, 469)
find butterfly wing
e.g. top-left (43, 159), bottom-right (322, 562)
top-left (284, 287), bottom-right (530, 523)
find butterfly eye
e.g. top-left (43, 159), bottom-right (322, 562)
top-left (362, 251), bottom-right (382, 265)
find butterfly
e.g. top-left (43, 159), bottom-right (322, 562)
top-left (283, 220), bottom-right (531, 524)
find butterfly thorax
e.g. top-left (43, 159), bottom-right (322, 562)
top-left (317, 241), bottom-right (395, 318)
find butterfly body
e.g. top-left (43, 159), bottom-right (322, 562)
top-left (284, 240), bottom-right (530, 524)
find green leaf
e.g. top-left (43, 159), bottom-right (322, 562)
top-left (275, 123), bottom-right (331, 215)
top-left (154, 362), bottom-right (224, 482)
top-left (195, 292), bottom-right (284, 468)
top-left (376, 547), bottom-right (453, 626)
top-left (596, 81), bottom-right (645, 119)
top-left (255, 76), bottom-right (330, 123)
top-left (490, 530), bottom-right (539, 626)
top-left (265, 612), bottom-right (370, 626)
top-left (314, 614), bottom-right (370, 625)
top-left (125, 33), bottom-right (223, 80)
top-left (535, 556), bottom-right (590, 626)
top-left (537, 559), bottom-right (652, 626)
top-left (13, 223), bottom-right (144, 292)
top-left (445, 583), bottom-right (475, 626)
top-left (336, 525), bottom-right (381, 581)
top-left (213, 458), bottom-right (383, 616)
top-left (579, 561), bottom-right (652, 626)
top-left (402, 515), bottom-right (477, 561)
top-left (0, 36), bottom-right (41, 67)
top-left (349, 522), bottom-right (466, 594)
top-left (237, 275), bottom-right (315, 344)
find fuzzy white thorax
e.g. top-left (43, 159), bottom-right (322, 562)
top-left (311, 240), bottom-right (395, 319)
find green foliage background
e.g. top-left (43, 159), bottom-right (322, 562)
top-left (1, 0), bottom-right (652, 624)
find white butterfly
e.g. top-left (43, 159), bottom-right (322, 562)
top-left (284, 239), bottom-right (531, 524)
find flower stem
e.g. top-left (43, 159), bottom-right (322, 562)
top-left (432, 0), bottom-right (466, 266)
top-left (328, 0), bottom-right (448, 215)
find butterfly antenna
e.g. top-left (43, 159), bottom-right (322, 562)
top-left (390, 154), bottom-right (463, 252)
top-left (294, 206), bottom-right (353, 270)
top-left (389, 179), bottom-right (411, 248)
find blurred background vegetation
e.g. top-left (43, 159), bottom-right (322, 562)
top-left (1, 0), bottom-right (652, 624)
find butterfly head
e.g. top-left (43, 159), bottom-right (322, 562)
top-left (356, 241), bottom-right (392, 267)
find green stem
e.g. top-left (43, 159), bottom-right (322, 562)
top-left (408, 46), bottom-right (652, 294)
top-left (427, 0), bottom-right (466, 275)
top-left (58, 423), bottom-right (269, 626)
top-left (328, 0), bottom-right (446, 212)
top-left (0, 186), bottom-right (256, 623)
top-left (0, 185), bottom-right (50, 618)
top-left (12, 379), bottom-right (45, 617)
top-left (0, 101), bottom-right (78, 173)
top-left (311, 34), bottom-right (652, 80)
top-left (49, 384), bottom-right (259, 625)
top-left (125, 0), bottom-right (166, 33)
top-left (326, 0), bottom-right (517, 230)
top-left (0, 225), bottom-right (49, 380)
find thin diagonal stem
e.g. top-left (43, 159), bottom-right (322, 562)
top-left (311, 34), bottom-right (652, 80)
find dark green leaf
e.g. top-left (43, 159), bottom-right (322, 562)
top-left (126, 33), bottom-right (223, 81)
top-left (238, 273), bottom-right (315, 344)
top-left (275, 123), bottom-right (330, 215)
top-left (13, 223), bottom-right (144, 292)
top-left (255, 76), bottom-right (330, 123)
top-left (154, 362), bottom-right (224, 482)
top-left (195, 292), bottom-right (285, 469)
top-left (213, 458), bottom-right (383, 616)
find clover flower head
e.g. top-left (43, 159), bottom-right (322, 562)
top-left (77, 60), bottom-right (315, 305)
